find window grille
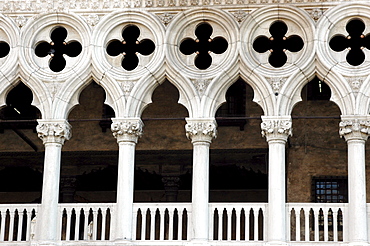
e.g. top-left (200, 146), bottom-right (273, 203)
top-left (312, 176), bottom-right (347, 203)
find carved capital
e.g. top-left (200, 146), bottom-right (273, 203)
top-left (339, 116), bottom-right (370, 141)
top-left (36, 120), bottom-right (71, 145)
top-left (185, 118), bottom-right (217, 143)
top-left (261, 116), bottom-right (292, 142)
top-left (111, 118), bottom-right (143, 143)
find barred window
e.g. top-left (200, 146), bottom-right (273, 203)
top-left (312, 176), bottom-right (347, 203)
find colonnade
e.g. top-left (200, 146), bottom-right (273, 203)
top-left (33, 115), bottom-right (370, 245)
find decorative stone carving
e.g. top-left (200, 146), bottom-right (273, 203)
top-left (344, 76), bottom-right (366, 92)
top-left (339, 117), bottom-right (370, 141)
top-left (185, 119), bottom-right (217, 142)
top-left (156, 12), bottom-right (176, 25)
top-left (119, 80), bottom-right (136, 97)
top-left (15, 15), bottom-right (27, 27)
top-left (36, 120), bottom-right (72, 145)
top-left (86, 14), bottom-right (100, 26)
top-left (231, 10), bottom-right (248, 23)
top-left (191, 79), bottom-right (211, 97)
top-left (111, 118), bottom-right (143, 143)
top-left (305, 8), bottom-right (326, 21)
top-left (261, 117), bottom-right (292, 141)
top-left (267, 77), bottom-right (287, 95)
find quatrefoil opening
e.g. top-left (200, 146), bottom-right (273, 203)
top-left (0, 41), bottom-right (10, 58)
top-left (35, 26), bottom-right (82, 72)
top-left (253, 21), bottom-right (304, 68)
top-left (329, 19), bottom-right (370, 66)
top-left (179, 22), bottom-right (228, 70)
top-left (106, 25), bottom-right (155, 71)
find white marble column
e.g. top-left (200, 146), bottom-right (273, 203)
top-left (36, 120), bottom-right (71, 243)
top-left (185, 118), bottom-right (217, 243)
top-left (261, 116), bottom-right (292, 245)
top-left (111, 118), bottom-right (143, 242)
top-left (339, 116), bottom-right (369, 246)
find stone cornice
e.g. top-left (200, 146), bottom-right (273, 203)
top-left (36, 120), bottom-right (72, 145)
top-left (261, 116), bottom-right (292, 142)
top-left (0, 0), bottom-right (353, 15)
top-left (185, 118), bottom-right (217, 143)
top-left (111, 118), bottom-right (143, 143)
top-left (339, 116), bottom-right (370, 141)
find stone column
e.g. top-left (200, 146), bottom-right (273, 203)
top-left (339, 116), bottom-right (369, 245)
top-left (185, 118), bottom-right (217, 242)
top-left (162, 176), bottom-right (180, 202)
top-left (111, 118), bottom-right (143, 242)
top-left (36, 120), bottom-right (71, 242)
top-left (60, 176), bottom-right (77, 203)
top-left (261, 116), bottom-right (292, 245)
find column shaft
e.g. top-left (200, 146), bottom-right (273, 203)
top-left (39, 142), bottom-right (62, 241)
top-left (115, 141), bottom-right (136, 240)
top-left (192, 141), bottom-right (210, 240)
top-left (348, 139), bottom-right (367, 243)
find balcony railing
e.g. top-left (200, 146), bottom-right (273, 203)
top-left (0, 202), bottom-right (355, 245)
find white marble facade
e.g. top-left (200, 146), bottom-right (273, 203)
top-left (1, 0), bottom-right (370, 245)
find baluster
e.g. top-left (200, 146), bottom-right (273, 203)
top-left (295, 208), bottom-right (300, 241)
top-left (227, 209), bottom-right (232, 241)
top-left (323, 209), bottom-right (328, 241)
top-left (217, 208), bottom-right (222, 240)
top-left (132, 208), bottom-right (137, 241)
top-left (159, 208), bottom-right (165, 240)
top-left (74, 209), bottom-right (80, 241)
top-left (304, 209), bottom-right (309, 241)
top-left (25, 210), bottom-right (31, 241)
top-left (245, 208), bottom-right (250, 241)
top-left (178, 209), bottom-right (183, 240)
top-left (101, 208), bottom-right (107, 240)
top-left (288, 208), bottom-right (292, 241)
top-left (150, 208), bottom-right (155, 240)
top-left (333, 209), bottom-right (338, 242)
top-left (168, 208), bottom-right (174, 240)
top-left (84, 209), bottom-right (89, 240)
top-left (65, 208), bottom-right (71, 241)
top-left (235, 208), bottom-right (241, 241)
top-left (141, 208), bottom-right (145, 240)
top-left (17, 209), bottom-right (24, 241)
top-left (0, 210), bottom-right (5, 241)
top-left (253, 208), bottom-right (258, 241)
top-left (314, 208), bottom-right (319, 241)
top-left (93, 209), bottom-right (98, 240)
top-left (9, 210), bottom-right (15, 241)
top-left (342, 208), bottom-right (347, 242)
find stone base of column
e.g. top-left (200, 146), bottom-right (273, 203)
top-left (349, 242), bottom-right (369, 246)
top-left (114, 239), bottom-right (133, 246)
top-left (30, 241), bottom-right (58, 246)
top-left (266, 241), bottom-right (288, 246)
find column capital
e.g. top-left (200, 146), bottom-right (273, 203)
top-left (185, 118), bottom-right (217, 143)
top-left (261, 116), bottom-right (292, 142)
top-left (111, 118), bottom-right (143, 143)
top-left (36, 119), bottom-right (71, 145)
top-left (339, 116), bottom-right (370, 141)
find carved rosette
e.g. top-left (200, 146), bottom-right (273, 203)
top-left (339, 117), bottom-right (370, 141)
top-left (111, 118), bottom-right (143, 143)
top-left (36, 120), bottom-right (72, 145)
top-left (185, 118), bottom-right (217, 143)
top-left (261, 116), bottom-right (292, 142)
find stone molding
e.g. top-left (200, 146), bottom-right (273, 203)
top-left (36, 120), bottom-right (72, 145)
top-left (339, 116), bottom-right (370, 141)
top-left (111, 118), bottom-right (143, 143)
top-left (261, 116), bottom-right (292, 142)
top-left (185, 118), bottom-right (217, 143)
top-left (0, 0), bottom-right (344, 12)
